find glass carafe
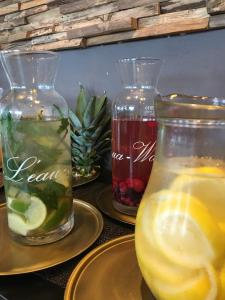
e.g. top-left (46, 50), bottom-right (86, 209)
top-left (135, 94), bottom-right (225, 300)
top-left (0, 50), bottom-right (74, 245)
top-left (112, 57), bottom-right (161, 216)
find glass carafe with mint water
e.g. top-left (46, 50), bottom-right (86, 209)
top-left (0, 50), bottom-right (74, 245)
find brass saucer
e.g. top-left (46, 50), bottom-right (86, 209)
top-left (0, 199), bottom-right (103, 275)
top-left (96, 186), bottom-right (136, 225)
top-left (65, 234), bottom-right (155, 300)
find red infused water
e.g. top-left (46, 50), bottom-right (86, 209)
top-left (112, 118), bottom-right (157, 214)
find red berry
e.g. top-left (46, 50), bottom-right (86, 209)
top-left (120, 196), bottom-right (129, 206)
top-left (119, 181), bottom-right (127, 193)
top-left (125, 178), bottom-right (145, 192)
top-left (125, 178), bottom-right (134, 189)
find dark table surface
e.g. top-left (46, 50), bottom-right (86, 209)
top-left (0, 171), bottom-right (134, 300)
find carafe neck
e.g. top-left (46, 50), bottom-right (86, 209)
top-left (118, 58), bottom-right (162, 90)
top-left (1, 50), bottom-right (58, 91)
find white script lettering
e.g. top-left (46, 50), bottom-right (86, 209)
top-left (133, 141), bottom-right (156, 163)
top-left (6, 156), bottom-right (63, 183)
top-left (112, 152), bottom-right (125, 161)
top-left (112, 141), bottom-right (156, 164)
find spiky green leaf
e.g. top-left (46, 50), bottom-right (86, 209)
top-left (91, 115), bottom-right (111, 139)
top-left (97, 129), bottom-right (111, 142)
top-left (76, 85), bottom-right (88, 122)
top-left (90, 105), bottom-right (106, 128)
top-left (69, 110), bottom-right (82, 128)
top-left (94, 95), bottom-right (107, 118)
top-left (83, 97), bottom-right (95, 128)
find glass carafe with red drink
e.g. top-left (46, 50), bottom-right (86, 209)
top-left (112, 57), bottom-right (162, 215)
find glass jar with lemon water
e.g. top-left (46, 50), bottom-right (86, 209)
top-left (135, 95), bottom-right (225, 300)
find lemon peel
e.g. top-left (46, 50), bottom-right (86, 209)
top-left (147, 190), bottom-right (224, 268)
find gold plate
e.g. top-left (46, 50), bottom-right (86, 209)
top-left (0, 199), bottom-right (103, 275)
top-left (96, 186), bottom-right (136, 225)
top-left (65, 234), bottom-right (155, 300)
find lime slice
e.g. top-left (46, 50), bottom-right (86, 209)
top-left (8, 197), bottom-right (30, 214)
top-left (42, 201), bottom-right (70, 231)
top-left (7, 196), bottom-right (47, 236)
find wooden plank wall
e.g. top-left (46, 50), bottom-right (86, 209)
top-left (0, 0), bottom-right (223, 51)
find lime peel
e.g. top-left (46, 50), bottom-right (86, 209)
top-left (7, 196), bottom-right (47, 236)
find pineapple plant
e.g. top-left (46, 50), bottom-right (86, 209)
top-left (70, 85), bottom-right (111, 183)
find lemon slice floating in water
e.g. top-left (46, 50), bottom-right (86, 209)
top-left (150, 264), bottom-right (218, 300)
top-left (145, 190), bottom-right (225, 268)
top-left (7, 196), bottom-right (47, 236)
top-left (136, 193), bottom-right (196, 285)
top-left (170, 166), bottom-right (225, 230)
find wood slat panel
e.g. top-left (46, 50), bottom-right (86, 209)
top-left (55, 18), bottom-right (102, 32)
top-left (109, 4), bottom-right (160, 21)
top-left (31, 32), bottom-right (67, 44)
top-left (5, 4), bottom-right (48, 21)
top-left (0, 2), bottom-right (18, 16)
top-left (1, 40), bottom-right (31, 50)
top-left (11, 21), bottom-right (53, 33)
top-left (0, 30), bottom-right (9, 43)
top-left (8, 30), bottom-right (27, 42)
top-left (160, 0), bottom-right (206, 13)
top-left (0, 17), bottom-right (26, 31)
top-left (27, 7), bottom-right (61, 26)
top-left (0, 0), bottom-right (220, 52)
top-left (48, 0), bottom-right (77, 8)
top-left (31, 38), bottom-right (86, 50)
top-left (59, 2), bottom-right (118, 23)
top-left (20, 0), bottom-right (55, 10)
top-left (67, 17), bottom-right (137, 39)
top-left (209, 14), bottom-right (225, 28)
top-left (28, 2), bottom-right (117, 26)
top-left (0, 0), bottom-right (18, 8)
top-left (118, 0), bottom-right (158, 10)
top-left (207, 0), bottom-right (225, 15)
top-left (60, 0), bottom-right (116, 14)
top-left (27, 25), bottom-right (55, 38)
top-left (139, 7), bottom-right (209, 34)
top-left (88, 8), bottom-right (209, 46)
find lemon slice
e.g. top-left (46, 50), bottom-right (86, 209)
top-left (150, 264), bottom-right (218, 300)
top-left (218, 264), bottom-right (225, 300)
top-left (184, 166), bottom-right (225, 177)
top-left (136, 244), bottom-right (196, 285)
top-left (136, 196), bottom-right (196, 284)
top-left (171, 166), bottom-right (225, 227)
top-left (148, 190), bottom-right (224, 268)
top-left (7, 196), bottom-right (47, 236)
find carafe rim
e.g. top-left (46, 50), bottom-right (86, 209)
top-left (118, 57), bottom-right (161, 64)
top-left (157, 93), bottom-right (225, 121)
top-left (1, 49), bottom-right (57, 57)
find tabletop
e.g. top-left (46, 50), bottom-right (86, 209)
top-left (0, 171), bottom-right (134, 300)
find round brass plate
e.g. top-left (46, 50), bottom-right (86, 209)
top-left (0, 199), bottom-right (103, 275)
top-left (65, 234), bottom-right (155, 300)
top-left (96, 186), bottom-right (136, 225)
